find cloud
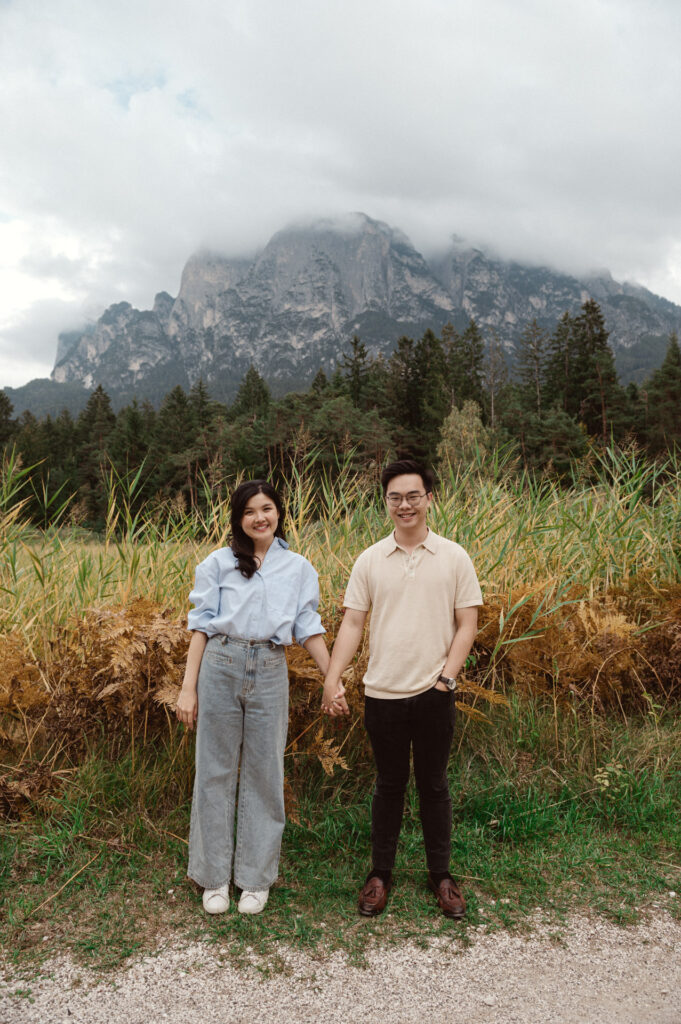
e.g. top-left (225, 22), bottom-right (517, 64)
top-left (0, 298), bottom-right (85, 386)
top-left (1, 0), bottom-right (681, 386)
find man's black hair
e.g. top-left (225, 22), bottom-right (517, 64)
top-left (380, 459), bottom-right (435, 495)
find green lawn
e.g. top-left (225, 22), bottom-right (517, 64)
top-left (3, 706), bottom-right (680, 972)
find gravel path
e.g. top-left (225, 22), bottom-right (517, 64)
top-left (2, 913), bottom-right (680, 1024)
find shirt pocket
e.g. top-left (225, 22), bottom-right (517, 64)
top-left (265, 576), bottom-right (300, 623)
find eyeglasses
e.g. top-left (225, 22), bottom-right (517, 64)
top-left (385, 491), bottom-right (428, 508)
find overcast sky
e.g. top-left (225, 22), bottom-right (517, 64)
top-left (2, 0), bottom-right (681, 388)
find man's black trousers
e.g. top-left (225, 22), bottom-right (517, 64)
top-left (364, 686), bottom-right (455, 874)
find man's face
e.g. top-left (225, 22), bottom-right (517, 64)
top-left (385, 473), bottom-right (433, 534)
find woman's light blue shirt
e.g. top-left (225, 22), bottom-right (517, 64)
top-left (187, 538), bottom-right (324, 646)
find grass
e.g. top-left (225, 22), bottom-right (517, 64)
top-left (2, 703), bottom-right (679, 973)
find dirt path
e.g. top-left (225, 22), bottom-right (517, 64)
top-left (2, 912), bottom-right (680, 1024)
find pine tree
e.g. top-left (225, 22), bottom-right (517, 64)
top-left (14, 410), bottom-right (45, 470)
top-left (443, 319), bottom-right (485, 410)
top-left (523, 405), bottom-right (587, 476)
top-left (0, 392), bottom-right (14, 448)
top-left (544, 302), bottom-right (624, 442)
top-left (108, 400), bottom-right (155, 481)
top-left (76, 385), bottom-right (116, 447)
top-left (74, 385), bottom-right (116, 526)
top-left (572, 299), bottom-right (623, 440)
top-left (642, 332), bottom-right (681, 454)
top-left (385, 336), bottom-right (421, 452)
top-left (485, 331), bottom-right (509, 430)
top-left (340, 335), bottom-right (369, 408)
top-left (147, 386), bottom-right (199, 500)
top-left (311, 368), bottom-right (329, 395)
top-left (231, 366), bottom-right (271, 419)
top-left (544, 312), bottom-right (573, 413)
top-left (188, 379), bottom-right (217, 430)
top-left (414, 329), bottom-right (449, 455)
top-left (43, 409), bottom-right (78, 496)
top-left (515, 319), bottom-right (548, 416)
top-left (308, 396), bottom-right (393, 469)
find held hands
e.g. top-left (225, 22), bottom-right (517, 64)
top-left (175, 686), bottom-right (198, 730)
top-left (321, 677), bottom-right (350, 717)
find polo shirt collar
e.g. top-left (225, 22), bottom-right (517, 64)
top-left (385, 529), bottom-right (438, 555)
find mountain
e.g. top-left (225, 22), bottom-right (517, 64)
top-left (430, 240), bottom-right (681, 359)
top-left (50, 215), bottom-right (460, 405)
top-left (3, 378), bottom-right (93, 419)
top-left (16, 213), bottom-right (681, 411)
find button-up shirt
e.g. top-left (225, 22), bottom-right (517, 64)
top-left (187, 538), bottom-right (324, 645)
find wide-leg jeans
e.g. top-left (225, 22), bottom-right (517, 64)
top-left (364, 686), bottom-right (456, 874)
top-left (188, 635), bottom-right (289, 891)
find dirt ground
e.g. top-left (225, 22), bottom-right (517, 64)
top-left (2, 911), bottom-right (680, 1024)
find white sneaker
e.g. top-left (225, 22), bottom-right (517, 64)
top-left (202, 884), bottom-right (230, 914)
top-left (238, 889), bottom-right (269, 914)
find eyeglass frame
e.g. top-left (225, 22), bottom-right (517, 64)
top-left (385, 490), bottom-right (430, 508)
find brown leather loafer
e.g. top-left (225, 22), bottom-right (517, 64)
top-left (358, 876), bottom-right (392, 917)
top-left (427, 873), bottom-right (466, 919)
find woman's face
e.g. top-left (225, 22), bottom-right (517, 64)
top-left (240, 491), bottom-right (280, 547)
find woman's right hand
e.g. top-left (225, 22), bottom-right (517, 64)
top-left (176, 630), bottom-right (207, 730)
top-left (175, 687), bottom-right (198, 730)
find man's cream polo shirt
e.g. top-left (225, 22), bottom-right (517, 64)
top-left (343, 529), bottom-right (482, 699)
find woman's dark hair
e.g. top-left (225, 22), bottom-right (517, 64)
top-left (230, 480), bottom-right (286, 579)
top-left (380, 459), bottom-right (435, 495)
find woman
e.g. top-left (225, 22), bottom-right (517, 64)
top-left (175, 480), bottom-right (331, 915)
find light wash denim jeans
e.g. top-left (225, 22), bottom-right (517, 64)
top-left (188, 635), bottom-right (289, 891)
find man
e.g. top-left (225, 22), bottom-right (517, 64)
top-left (322, 459), bottom-right (481, 919)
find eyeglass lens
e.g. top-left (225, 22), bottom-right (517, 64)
top-left (386, 492), bottom-right (426, 507)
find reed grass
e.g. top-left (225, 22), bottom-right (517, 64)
top-left (1, 443), bottom-right (680, 780)
top-left (2, 444), bottom-right (679, 649)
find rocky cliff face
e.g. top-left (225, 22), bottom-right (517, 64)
top-left (51, 213), bottom-right (681, 404)
top-left (430, 241), bottom-right (681, 350)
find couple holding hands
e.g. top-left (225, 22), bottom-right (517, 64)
top-left (175, 459), bottom-right (481, 920)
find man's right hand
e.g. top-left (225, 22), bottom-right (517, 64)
top-left (321, 678), bottom-right (349, 717)
top-left (321, 608), bottom-right (366, 717)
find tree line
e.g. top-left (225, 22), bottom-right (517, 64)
top-left (1, 299), bottom-right (680, 529)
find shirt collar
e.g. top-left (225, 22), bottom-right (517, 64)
top-left (385, 529), bottom-right (437, 555)
top-left (257, 536), bottom-right (289, 568)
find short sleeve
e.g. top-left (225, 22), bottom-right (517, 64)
top-left (187, 554), bottom-right (221, 634)
top-left (292, 559), bottom-right (325, 645)
top-left (343, 550), bottom-right (372, 611)
top-left (453, 549), bottom-right (483, 608)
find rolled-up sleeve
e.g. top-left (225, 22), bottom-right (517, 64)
top-left (187, 554), bottom-right (220, 634)
top-left (292, 562), bottom-right (325, 645)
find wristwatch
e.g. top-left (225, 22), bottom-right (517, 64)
top-left (437, 674), bottom-right (457, 691)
